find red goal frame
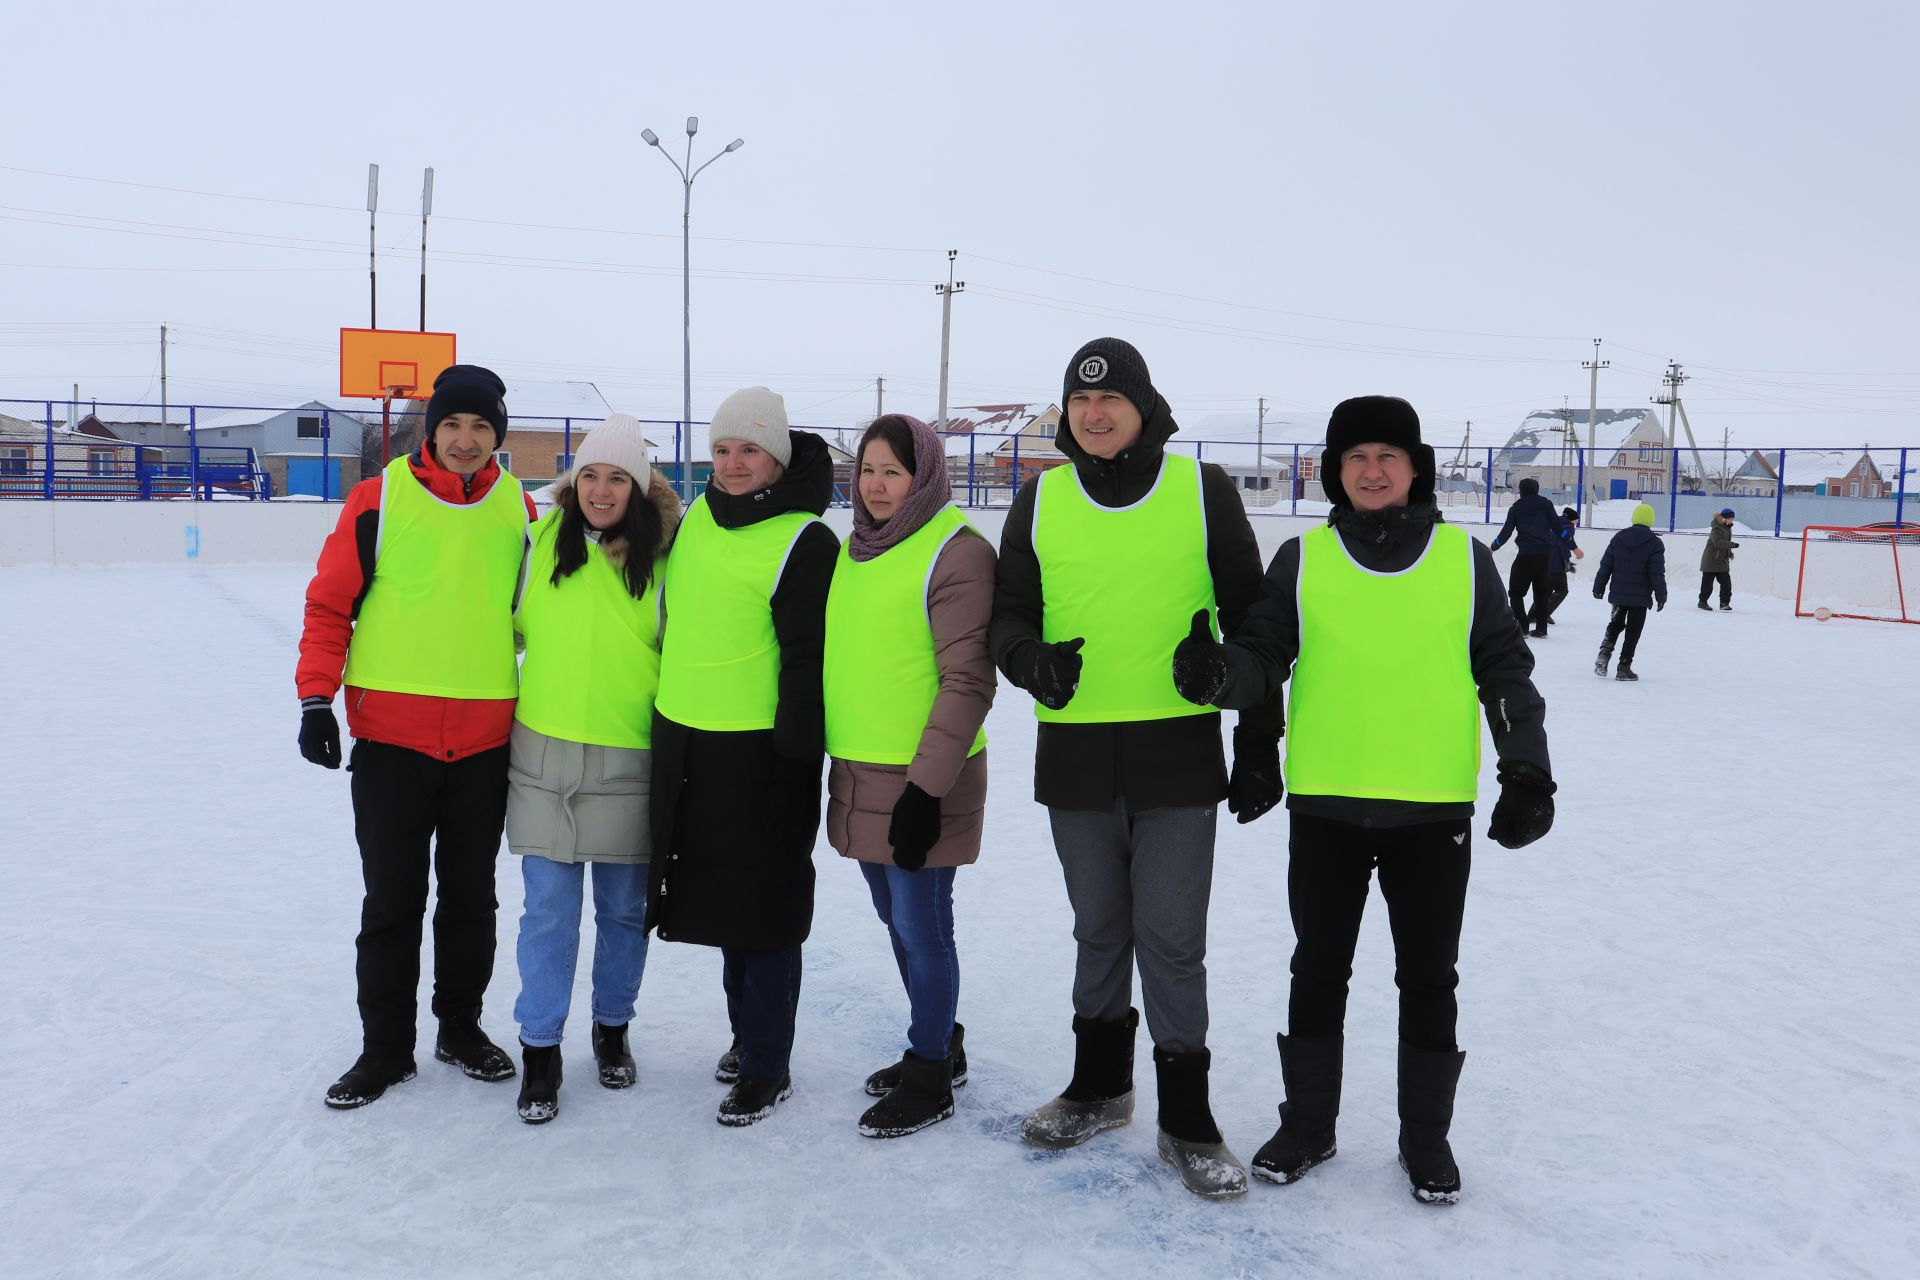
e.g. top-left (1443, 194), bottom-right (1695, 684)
top-left (1794, 525), bottom-right (1915, 623)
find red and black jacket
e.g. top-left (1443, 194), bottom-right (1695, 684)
top-left (295, 447), bottom-right (539, 762)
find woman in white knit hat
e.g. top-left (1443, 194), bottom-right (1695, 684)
top-left (649, 386), bottom-right (840, 1127)
top-left (506, 413), bottom-right (682, 1124)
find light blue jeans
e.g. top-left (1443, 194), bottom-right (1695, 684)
top-left (513, 855), bottom-right (650, 1048)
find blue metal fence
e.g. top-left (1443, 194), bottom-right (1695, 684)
top-left (3, 398), bottom-right (1911, 538)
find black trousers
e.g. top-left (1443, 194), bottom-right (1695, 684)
top-left (723, 945), bottom-right (803, 1080)
top-left (1542, 571), bottom-right (1570, 621)
top-left (1603, 605), bottom-right (1648, 662)
top-left (1507, 554), bottom-right (1550, 625)
top-left (348, 739), bottom-right (510, 1057)
top-left (1286, 813), bottom-right (1471, 1053)
top-left (1699, 571), bottom-right (1731, 606)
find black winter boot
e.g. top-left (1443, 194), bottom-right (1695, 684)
top-left (592, 1022), bottom-right (636, 1090)
top-left (1398, 1042), bottom-right (1466, 1205)
top-left (866, 1022), bottom-right (968, 1097)
top-left (714, 1035), bottom-right (743, 1084)
top-left (1594, 637), bottom-right (1615, 677)
top-left (323, 1052), bottom-right (417, 1110)
top-left (1153, 1047), bottom-right (1248, 1198)
top-left (516, 1043), bottom-right (562, 1125)
top-left (1615, 661), bottom-right (1638, 682)
top-left (1251, 1033), bottom-right (1343, 1185)
top-left (858, 1051), bottom-right (955, 1138)
top-left (717, 1074), bottom-right (793, 1127)
top-left (1020, 1009), bottom-right (1138, 1148)
top-left (434, 1009), bottom-right (515, 1082)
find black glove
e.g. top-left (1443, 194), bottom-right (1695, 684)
top-left (1171, 610), bottom-right (1229, 706)
top-left (1010, 638), bottom-right (1085, 711)
top-left (1488, 760), bottom-right (1556, 849)
top-left (887, 782), bottom-right (942, 871)
top-left (1592, 590), bottom-right (1603, 601)
top-left (298, 700), bottom-right (341, 769)
top-left (765, 757), bottom-right (822, 850)
top-left (1731, 542), bottom-right (1740, 549)
top-left (1656, 599), bottom-right (1666, 612)
top-left (1226, 726), bottom-right (1282, 825)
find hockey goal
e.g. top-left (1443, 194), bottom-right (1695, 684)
top-left (1795, 524), bottom-right (1916, 623)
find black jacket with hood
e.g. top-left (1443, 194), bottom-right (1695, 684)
top-left (1491, 484), bottom-right (1569, 568)
top-left (649, 430), bottom-right (840, 949)
top-left (1212, 455), bottom-right (1551, 829)
top-left (989, 392), bottom-right (1280, 812)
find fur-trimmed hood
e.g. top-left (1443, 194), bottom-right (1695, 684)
top-left (544, 470), bottom-right (684, 567)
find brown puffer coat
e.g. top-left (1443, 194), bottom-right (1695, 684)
top-left (826, 527), bottom-right (996, 869)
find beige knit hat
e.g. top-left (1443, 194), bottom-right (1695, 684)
top-left (569, 413), bottom-right (653, 490)
top-left (709, 386), bottom-right (792, 468)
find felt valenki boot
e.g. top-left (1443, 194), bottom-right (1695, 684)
top-left (1020, 1009), bottom-right (1138, 1149)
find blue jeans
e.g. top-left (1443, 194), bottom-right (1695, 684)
top-left (859, 862), bottom-right (959, 1061)
top-left (513, 856), bottom-right (650, 1049)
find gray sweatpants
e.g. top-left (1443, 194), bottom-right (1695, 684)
top-left (1046, 800), bottom-right (1217, 1054)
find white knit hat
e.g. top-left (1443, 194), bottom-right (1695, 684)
top-left (570, 413), bottom-right (653, 490)
top-left (709, 386), bottom-right (792, 468)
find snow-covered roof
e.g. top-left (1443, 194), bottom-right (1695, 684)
top-left (1189, 411), bottom-right (1325, 451)
top-left (1501, 408), bottom-right (1665, 462)
top-left (1163, 439), bottom-right (1293, 470)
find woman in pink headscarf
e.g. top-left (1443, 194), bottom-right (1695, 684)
top-left (821, 413), bottom-right (996, 1140)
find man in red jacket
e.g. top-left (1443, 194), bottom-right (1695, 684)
top-left (297, 364), bottom-right (538, 1109)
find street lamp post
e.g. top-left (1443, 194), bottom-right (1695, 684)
top-left (641, 117), bottom-right (744, 501)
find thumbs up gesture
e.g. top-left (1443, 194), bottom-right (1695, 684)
top-left (1171, 610), bottom-right (1229, 706)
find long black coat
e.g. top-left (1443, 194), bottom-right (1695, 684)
top-left (647, 431), bottom-right (839, 950)
top-left (1593, 525), bottom-right (1668, 608)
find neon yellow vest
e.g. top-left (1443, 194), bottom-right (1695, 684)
top-left (1285, 522), bottom-right (1481, 801)
top-left (1031, 452), bottom-right (1217, 723)
top-left (342, 455), bottom-right (526, 699)
top-left (654, 494), bottom-right (821, 732)
top-left (823, 505), bottom-right (988, 766)
top-left (514, 510), bottom-right (663, 749)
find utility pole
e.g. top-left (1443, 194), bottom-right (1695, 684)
top-left (366, 163), bottom-right (379, 328)
top-left (419, 166), bottom-right (433, 331)
top-left (159, 323), bottom-right (169, 444)
top-left (1582, 338), bottom-right (1609, 524)
top-left (1256, 396), bottom-right (1267, 496)
top-left (934, 250), bottom-right (965, 430)
top-left (875, 376), bottom-right (885, 420)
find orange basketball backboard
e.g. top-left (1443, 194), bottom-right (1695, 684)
top-left (340, 328), bottom-right (457, 399)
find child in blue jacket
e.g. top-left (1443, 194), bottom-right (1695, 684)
top-left (1590, 503), bottom-right (1667, 681)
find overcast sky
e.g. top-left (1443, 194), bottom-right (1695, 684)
top-left (5, 0), bottom-right (1916, 449)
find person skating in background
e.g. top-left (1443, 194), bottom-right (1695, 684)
top-left (1699, 508), bottom-right (1738, 611)
top-left (1169, 395), bottom-right (1554, 1206)
top-left (648, 387), bottom-right (839, 1127)
top-left (824, 414), bottom-right (995, 1139)
top-left (296, 364), bottom-right (537, 1109)
top-left (1489, 477), bottom-right (1567, 638)
top-left (1542, 507), bottom-right (1585, 626)
top-left (1592, 502), bottom-right (1669, 681)
top-left (506, 416), bottom-right (680, 1124)
top-left (991, 337), bottom-right (1282, 1199)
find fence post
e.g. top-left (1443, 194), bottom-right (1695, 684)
top-left (1013, 435), bottom-right (1021, 504)
top-left (967, 435), bottom-right (976, 507)
top-left (189, 405), bottom-right (200, 500)
top-left (43, 400), bottom-right (55, 498)
top-left (322, 409), bottom-right (333, 501)
top-left (1897, 448), bottom-right (1909, 529)
top-left (1484, 448), bottom-right (1493, 524)
top-left (1667, 447), bottom-right (1679, 531)
top-left (1576, 446), bottom-right (1585, 515)
top-left (564, 417), bottom-right (572, 473)
top-left (1291, 445), bottom-right (1300, 516)
top-left (1773, 449), bottom-right (1786, 538)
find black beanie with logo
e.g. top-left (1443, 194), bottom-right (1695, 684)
top-left (1320, 395), bottom-right (1436, 508)
top-left (423, 364), bottom-right (509, 454)
top-left (1062, 337), bottom-right (1156, 417)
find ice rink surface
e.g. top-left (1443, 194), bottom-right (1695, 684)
top-left (2, 560), bottom-right (1916, 1279)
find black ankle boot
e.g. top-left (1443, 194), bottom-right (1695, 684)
top-left (592, 1022), bottom-right (636, 1089)
top-left (1251, 1032), bottom-right (1343, 1185)
top-left (858, 1051), bottom-right (954, 1138)
top-left (517, 1043), bottom-right (563, 1125)
top-left (324, 1052), bottom-right (417, 1110)
top-left (434, 1009), bottom-right (515, 1082)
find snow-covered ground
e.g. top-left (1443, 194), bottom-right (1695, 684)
top-left (2, 562), bottom-right (1916, 1279)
